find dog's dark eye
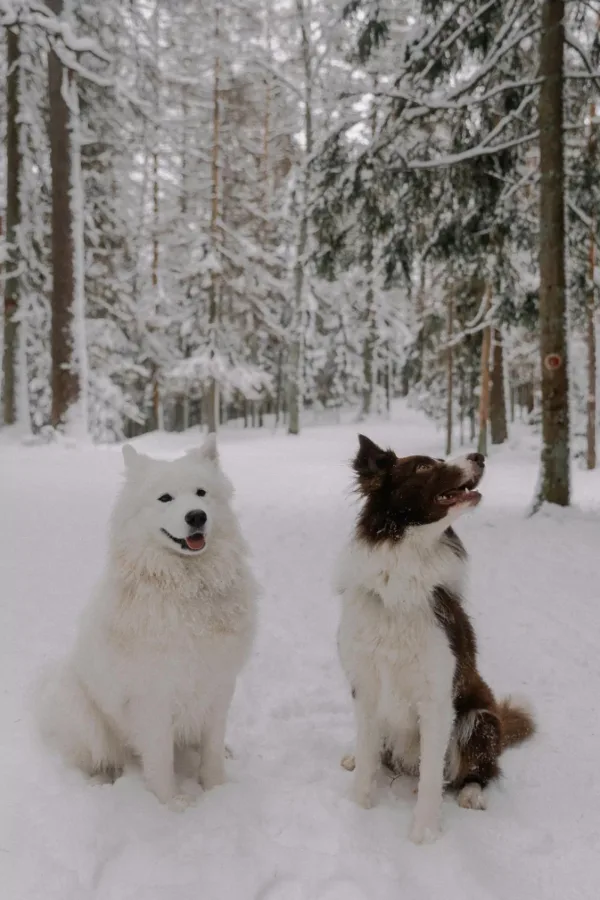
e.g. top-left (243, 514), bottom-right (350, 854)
top-left (196, 489), bottom-right (206, 497)
top-left (416, 463), bottom-right (433, 473)
top-left (158, 493), bottom-right (173, 503)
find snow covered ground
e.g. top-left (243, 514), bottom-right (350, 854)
top-left (2, 403), bottom-right (600, 900)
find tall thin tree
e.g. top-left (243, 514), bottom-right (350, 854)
top-left (206, 3), bottom-right (222, 434)
top-left (287, 0), bottom-right (314, 436)
top-left (535, 0), bottom-right (570, 507)
top-left (490, 329), bottom-right (508, 445)
top-left (150, 0), bottom-right (163, 432)
top-left (3, 25), bottom-right (21, 426)
top-left (47, 0), bottom-right (79, 429)
top-left (445, 294), bottom-right (454, 456)
top-left (586, 103), bottom-right (597, 471)
top-left (478, 287), bottom-right (492, 456)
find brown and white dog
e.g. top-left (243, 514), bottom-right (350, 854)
top-left (336, 435), bottom-right (534, 843)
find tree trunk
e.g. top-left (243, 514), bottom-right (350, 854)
top-left (204, 379), bottom-right (218, 434)
top-left (151, 1), bottom-right (160, 294)
top-left (67, 72), bottom-right (89, 437)
top-left (261, 27), bottom-right (272, 208)
top-left (173, 398), bottom-right (184, 432)
top-left (477, 287), bottom-right (492, 455)
top-left (536, 0), bottom-right (570, 507)
top-left (287, 218), bottom-right (307, 433)
top-left (385, 357), bottom-right (392, 416)
top-left (459, 369), bottom-right (465, 446)
top-left (360, 81), bottom-right (380, 421)
top-left (586, 228), bottom-right (597, 470)
top-left (415, 262), bottom-right (426, 385)
top-left (360, 278), bottom-right (376, 418)
top-left (525, 380), bottom-right (535, 415)
top-left (287, 0), bottom-right (313, 436)
top-left (275, 346), bottom-right (284, 425)
top-left (490, 329), bottom-right (508, 444)
top-left (151, 378), bottom-right (163, 430)
top-left (151, 151), bottom-right (159, 290)
top-left (445, 294), bottom-right (453, 456)
top-left (147, 6), bottom-right (162, 432)
top-left (3, 26), bottom-right (21, 426)
top-left (469, 370), bottom-right (476, 443)
top-left (48, 0), bottom-right (79, 429)
top-left (586, 104), bottom-right (597, 471)
top-left (206, 7), bottom-right (221, 435)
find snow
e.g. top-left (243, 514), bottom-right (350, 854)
top-left (2, 403), bottom-right (600, 900)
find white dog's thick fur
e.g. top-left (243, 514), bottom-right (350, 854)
top-left (36, 435), bottom-right (258, 808)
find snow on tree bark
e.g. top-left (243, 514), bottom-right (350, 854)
top-left (66, 72), bottom-right (89, 438)
top-left (586, 227), bottom-right (596, 470)
top-left (586, 104), bottom-right (597, 472)
top-left (2, 25), bottom-right (21, 427)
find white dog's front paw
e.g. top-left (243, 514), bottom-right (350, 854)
top-left (148, 775), bottom-right (199, 810)
top-left (167, 791), bottom-right (199, 812)
top-left (409, 810), bottom-right (441, 844)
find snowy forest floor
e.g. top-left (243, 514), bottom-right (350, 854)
top-left (2, 403), bottom-right (600, 900)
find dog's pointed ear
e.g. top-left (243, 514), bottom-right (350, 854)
top-left (186, 433), bottom-right (218, 464)
top-left (122, 443), bottom-right (153, 473)
top-left (122, 444), bottom-right (153, 479)
top-left (354, 434), bottom-right (396, 477)
top-left (122, 444), bottom-right (142, 470)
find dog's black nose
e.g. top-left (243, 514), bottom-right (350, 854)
top-left (185, 509), bottom-right (207, 529)
top-left (467, 453), bottom-right (485, 467)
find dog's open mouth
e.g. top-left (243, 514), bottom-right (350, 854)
top-left (437, 475), bottom-right (482, 508)
top-left (161, 528), bottom-right (206, 552)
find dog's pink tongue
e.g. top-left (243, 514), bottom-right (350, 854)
top-left (185, 534), bottom-right (206, 551)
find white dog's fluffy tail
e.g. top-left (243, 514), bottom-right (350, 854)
top-left (34, 661), bottom-right (123, 776)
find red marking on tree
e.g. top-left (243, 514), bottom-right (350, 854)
top-left (544, 353), bottom-right (562, 371)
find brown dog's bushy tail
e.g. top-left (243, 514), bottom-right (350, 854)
top-left (498, 696), bottom-right (536, 750)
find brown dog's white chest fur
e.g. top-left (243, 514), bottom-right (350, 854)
top-left (337, 527), bottom-right (461, 833)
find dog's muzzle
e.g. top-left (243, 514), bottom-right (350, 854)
top-left (161, 528), bottom-right (206, 552)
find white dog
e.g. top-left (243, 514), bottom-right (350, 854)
top-left (37, 435), bottom-right (258, 808)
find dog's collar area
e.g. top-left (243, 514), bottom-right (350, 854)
top-left (160, 528), bottom-right (206, 552)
